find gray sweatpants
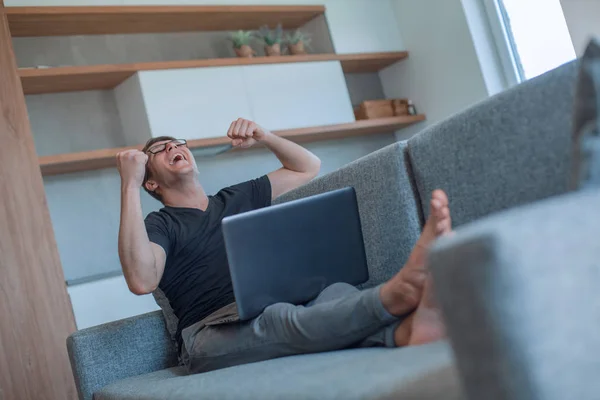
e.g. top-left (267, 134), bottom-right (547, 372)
top-left (181, 283), bottom-right (400, 374)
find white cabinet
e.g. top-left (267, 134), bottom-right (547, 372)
top-left (138, 66), bottom-right (254, 141)
top-left (241, 62), bottom-right (354, 131)
top-left (116, 61), bottom-right (355, 144)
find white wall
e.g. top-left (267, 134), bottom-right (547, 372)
top-left (67, 275), bottom-right (160, 329)
top-left (561, 0), bottom-right (600, 56)
top-left (380, 0), bottom-right (491, 140)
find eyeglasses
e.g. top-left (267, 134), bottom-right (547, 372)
top-left (146, 139), bottom-right (188, 155)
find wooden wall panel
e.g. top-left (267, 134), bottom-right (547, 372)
top-left (0, 3), bottom-right (78, 400)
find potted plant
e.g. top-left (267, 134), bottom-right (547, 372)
top-left (285, 30), bottom-right (312, 55)
top-left (257, 24), bottom-right (284, 56)
top-left (229, 30), bottom-right (255, 58)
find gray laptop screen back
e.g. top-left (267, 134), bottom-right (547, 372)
top-left (222, 187), bottom-right (369, 320)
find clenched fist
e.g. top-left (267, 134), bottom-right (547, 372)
top-left (116, 149), bottom-right (148, 188)
top-left (227, 118), bottom-right (271, 149)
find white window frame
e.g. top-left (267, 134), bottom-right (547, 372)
top-left (481, 0), bottom-right (525, 86)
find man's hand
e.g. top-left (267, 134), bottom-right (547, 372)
top-left (226, 117), bottom-right (321, 200)
top-left (227, 118), bottom-right (270, 149)
top-left (117, 149), bottom-right (149, 188)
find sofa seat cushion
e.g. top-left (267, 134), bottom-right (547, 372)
top-left (96, 341), bottom-right (463, 400)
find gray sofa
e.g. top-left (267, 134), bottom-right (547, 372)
top-left (67, 59), bottom-right (599, 400)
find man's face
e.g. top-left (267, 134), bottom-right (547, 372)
top-left (145, 139), bottom-right (198, 192)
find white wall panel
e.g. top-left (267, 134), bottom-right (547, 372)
top-left (381, 0), bottom-right (489, 140)
top-left (324, 0), bottom-right (405, 54)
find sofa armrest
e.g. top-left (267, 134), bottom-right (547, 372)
top-left (67, 310), bottom-right (179, 400)
top-left (429, 189), bottom-right (600, 400)
top-left (275, 141), bottom-right (423, 288)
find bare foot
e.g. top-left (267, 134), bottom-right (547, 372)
top-left (380, 190), bottom-right (452, 316)
top-left (407, 189), bottom-right (452, 269)
top-left (406, 274), bottom-right (446, 346)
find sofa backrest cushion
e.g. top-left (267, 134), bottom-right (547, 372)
top-left (275, 141), bottom-right (423, 288)
top-left (407, 61), bottom-right (578, 227)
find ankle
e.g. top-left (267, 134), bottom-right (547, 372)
top-left (379, 280), bottom-right (420, 317)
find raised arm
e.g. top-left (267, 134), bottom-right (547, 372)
top-left (116, 150), bottom-right (166, 295)
top-left (227, 118), bottom-right (321, 199)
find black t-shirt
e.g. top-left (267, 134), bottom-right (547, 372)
top-left (144, 176), bottom-right (272, 348)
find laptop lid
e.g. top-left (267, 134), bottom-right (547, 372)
top-left (222, 187), bottom-right (369, 321)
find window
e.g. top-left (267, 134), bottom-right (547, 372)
top-left (483, 0), bottom-right (577, 85)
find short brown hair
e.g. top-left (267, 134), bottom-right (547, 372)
top-left (141, 136), bottom-right (176, 203)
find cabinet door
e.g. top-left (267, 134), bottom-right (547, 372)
top-left (139, 66), bottom-right (253, 141)
top-left (242, 61), bottom-right (355, 131)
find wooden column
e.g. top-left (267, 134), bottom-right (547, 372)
top-left (0, 2), bottom-right (78, 399)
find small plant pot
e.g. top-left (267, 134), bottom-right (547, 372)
top-left (289, 41), bottom-right (306, 55)
top-left (264, 43), bottom-right (281, 57)
top-left (234, 45), bottom-right (254, 58)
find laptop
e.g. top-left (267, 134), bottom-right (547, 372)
top-left (221, 187), bottom-right (369, 321)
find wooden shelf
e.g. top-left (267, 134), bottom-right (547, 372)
top-left (19, 51), bottom-right (408, 94)
top-left (39, 116), bottom-right (425, 176)
top-left (336, 52), bottom-right (409, 73)
top-left (6, 5), bottom-right (325, 37)
top-left (20, 52), bottom-right (408, 95)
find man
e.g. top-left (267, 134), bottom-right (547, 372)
top-left (117, 118), bottom-right (448, 374)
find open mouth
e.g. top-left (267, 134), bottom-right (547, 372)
top-left (169, 153), bottom-right (187, 166)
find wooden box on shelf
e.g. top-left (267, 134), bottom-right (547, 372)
top-left (392, 99), bottom-right (409, 116)
top-left (354, 100), bottom-right (394, 120)
top-left (354, 99), bottom-right (410, 120)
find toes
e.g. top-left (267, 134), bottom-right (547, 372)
top-left (435, 219), bottom-right (450, 234)
top-left (430, 201), bottom-right (450, 220)
top-left (431, 189), bottom-right (448, 206)
top-left (440, 207), bottom-right (450, 219)
top-left (430, 198), bottom-right (442, 215)
top-left (437, 207), bottom-right (450, 223)
top-left (430, 190), bottom-right (450, 222)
